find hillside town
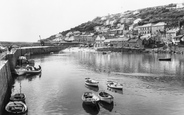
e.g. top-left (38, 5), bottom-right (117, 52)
top-left (41, 3), bottom-right (184, 53)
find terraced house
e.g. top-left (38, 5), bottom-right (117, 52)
top-left (137, 22), bottom-right (167, 35)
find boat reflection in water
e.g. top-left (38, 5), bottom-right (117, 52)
top-left (107, 87), bottom-right (123, 94)
top-left (82, 102), bottom-right (100, 115)
top-left (98, 101), bottom-right (114, 112)
top-left (4, 111), bottom-right (28, 115)
top-left (16, 73), bottom-right (42, 82)
top-left (85, 84), bottom-right (99, 92)
top-left (25, 73), bottom-right (42, 81)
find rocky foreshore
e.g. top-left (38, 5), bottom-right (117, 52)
top-left (96, 47), bottom-right (145, 53)
top-left (96, 45), bottom-right (184, 54)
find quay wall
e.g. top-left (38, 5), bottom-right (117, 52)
top-left (0, 61), bottom-right (12, 114)
top-left (5, 46), bottom-right (65, 71)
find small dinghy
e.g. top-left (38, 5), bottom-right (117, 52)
top-left (98, 91), bottom-right (113, 103)
top-left (107, 87), bottom-right (123, 94)
top-left (159, 58), bottom-right (171, 61)
top-left (81, 92), bottom-right (100, 104)
top-left (5, 101), bottom-right (28, 114)
top-left (14, 68), bottom-right (27, 76)
top-left (85, 78), bottom-right (99, 87)
top-left (15, 65), bottom-right (42, 76)
top-left (107, 81), bottom-right (123, 90)
top-left (25, 65), bottom-right (42, 75)
top-left (10, 93), bottom-right (26, 102)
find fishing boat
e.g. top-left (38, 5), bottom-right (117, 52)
top-left (107, 87), bottom-right (123, 94)
top-left (17, 56), bottom-right (35, 66)
top-left (107, 81), bottom-right (123, 90)
top-left (14, 68), bottom-right (27, 76)
top-left (5, 101), bottom-right (28, 114)
top-left (85, 78), bottom-right (99, 87)
top-left (81, 92), bottom-right (100, 104)
top-left (15, 65), bottom-right (41, 75)
top-left (98, 91), bottom-right (113, 103)
top-left (10, 93), bottom-right (26, 102)
top-left (25, 65), bottom-right (41, 75)
top-left (158, 58), bottom-right (171, 61)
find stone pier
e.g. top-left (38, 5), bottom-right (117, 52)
top-left (0, 46), bottom-right (66, 114)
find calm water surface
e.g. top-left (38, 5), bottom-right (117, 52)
top-left (11, 48), bottom-right (184, 115)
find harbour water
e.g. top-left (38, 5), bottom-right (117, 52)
top-left (9, 48), bottom-right (184, 115)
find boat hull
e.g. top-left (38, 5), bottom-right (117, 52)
top-left (81, 92), bottom-right (99, 105)
top-left (5, 101), bottom-right (28, 114)
top-left (85, 78), bottom-right (99, 87)
top-left (98, 92), bottom-right (113, 103)
top-left (15, 69), bottom-right (27, 76)
top-left (85, 82), bottom-right (98, 87)
top-left (159, 58), bottom-right (171, 61)
top-left (15, 65), bottom-right (41, 75)
top-left (25, 69), bottom-right (41, 75)
top-left (107, 82), bottom-right (123, 90)
top-left (10, 93), bottom-right (26, 102)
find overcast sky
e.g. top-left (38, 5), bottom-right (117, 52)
top-left (0, 0), bottom-right (183, 42)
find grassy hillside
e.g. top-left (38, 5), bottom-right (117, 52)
top-left (46, 3), bottom-right (184, 39)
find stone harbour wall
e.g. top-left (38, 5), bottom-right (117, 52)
top-left (0, 60), bottom-right (12, 114)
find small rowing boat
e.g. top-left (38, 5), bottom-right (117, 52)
top-left (85, 78), bottom-right (99, 87)
top-left (5, 101), bottom-right (28, 114)
top-left (15, 65), bottom-right (42, 76)
top-left (107, 81), bottom-right (123, 90)
top-left (81, 92), bottom-right (100, 104)
top-left (98, 91), bottom-right (113, 103)
top-left (10, 93), bottom-right (26, 102)
top-left (159, 58), bottom-right (171, 61)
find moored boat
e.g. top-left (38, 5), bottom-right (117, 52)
top-left (98, 91), bottom-right (113, 103)
top-left (107, 87), bottom-right (123, 94)
top-left (15, 65), bottom-right (42, 76)
top-left (25, 65), bottom-right (41, 75)
top-left (10, 93), bottom-right (26, 102)
top-left (107, 81), bottom-right (123, 90)
top-left (81, 92), bottom-right (100, 104)
top-left (14, 68), bottom-right (27, 76)
top-left (159, 58), bottom-right (171, 61)
top-left (85, 78), bottom-right (99, 87)
top-left (5, 101), bottom-right (28, 114)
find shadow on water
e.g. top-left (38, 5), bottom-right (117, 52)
top-left (107, 87), bottom-right (123, 94)
top-left (82, 102), bottom-right (100, 115)
top-left (98, 101), bottom-right (114, 112)
top-left (85, 85), bottom-right (99, 92)
top-left (3, 111), bottom-right (28, 115)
